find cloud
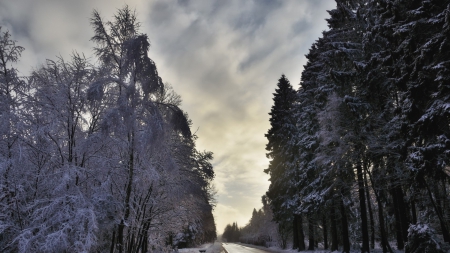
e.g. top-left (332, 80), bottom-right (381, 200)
top-left (214, 202), bottom-right (254, 233)
top-left (0, 0), bottom-right (336, 235)
top-left (231, 0), bottom-right (282, 34)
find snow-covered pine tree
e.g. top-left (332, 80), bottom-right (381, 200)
top-left (395, 0), bottom-right (450, 243)
top-left (264, 74), bottom-right (301, 250)
top-left (358, 1), bottom-right (399, 250)
top-left (358, 1), bottom-right (415, 251)
top-left (301, 1), bottom-right (369, 252)
top-left (262, 1), bottom-right (450, 252)
top-left (324, 1), bottom-right (373, 252)
top-left (292, 36), bottom-right (329, 251)
top-left (361, 1), bottom-right (450, 249)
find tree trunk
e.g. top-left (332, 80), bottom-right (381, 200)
top-left (323, 214), bottom-right (328, 250)
top-left (340, 200), bottom-right (350, 253)
top-left (442, 178), bottom-right (449, 241)
top-left (357, 161), bottom-right (370, 252)
top-left (377, 193), bottom-right (388, 253)
top-left (308, 215), bottom-right (314, 250)
top-left (117, 220), bottom-right (124, 253)
top-left (118, 130), bottom-right (135, 253)
top-left (436, 179), bottom-right (450, 243)
top-left (391, 186), bottom-right (404, 250)
top-left (127, 234), bottom-right (134, 253)
top-left (396, 186), bottom-right (409, 245)
top-left (364, 169), bottom-right (375, 249)
top-left (367, 168), bottom-right (394, 253)
top-left (424, 178), bottom-right (450, 242)
top-left (297, 214), bottom-right (306, 251)
top-left (110, 230), bottom-right (116, 253)
top-left (141, 221), bottom-right (150, 253)
top-left (293, 215), bottom-right (299, 250)
top-left (330, 202), bottom-right (339, 251)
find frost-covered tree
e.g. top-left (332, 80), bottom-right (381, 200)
top-left (89, 6), bottom-right (216, 252)
top-left (0, 26), bottom-right (26, 251)
top-left (89, 6), bottom-right (195, 252)
top-left (13, 54), bottom-right (100, 252)
top-left (1, 7), bottom-right (216, 253)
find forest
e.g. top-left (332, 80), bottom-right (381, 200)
top-left (225, 0), bottom-right (450, 253)
top-left (0, 6), bottom-right (216, 253)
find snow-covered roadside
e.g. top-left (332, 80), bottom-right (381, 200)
top-left (178, 242), bottom-right (225, 253)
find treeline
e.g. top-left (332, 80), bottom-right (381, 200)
top-left (0, 6), bottom-right (216, 253)
top-left (239, 196), bottom-right (281, 248)
top-left (222, 222), bottom-right (241, 243)
top-left (265, 1), bottom-right (450, 253)
top-left (221, 196), bottom-right (285, 248)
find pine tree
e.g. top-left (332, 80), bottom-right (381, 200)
top-left (364, 0), bottom-right (450, 248)
top-left (263, 1), bottom-right (450, 252)
top-left (324, 1), bottom-right (371, 251)
top-left (265, 74), bottom-right (297, 172)
top-left (397, 0), bottom-right (450, 243)
top-left (290, 37), bottom-right (327, 252)
top-left (264, 74), bottom-right (300, 249)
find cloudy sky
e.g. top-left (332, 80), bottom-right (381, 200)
top-left (0, 0), bottom-right (335, 234)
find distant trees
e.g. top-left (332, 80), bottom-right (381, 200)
top-left (239, 196), bottom-right (280, 247)
top-left (0, 6), bottom-right (216, 253)
top-left (222, 222), bottom-right (241, 243)
top-left (263, 0), bottom-right (450, 253)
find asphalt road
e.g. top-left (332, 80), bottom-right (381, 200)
top-left (222, 243), bottom-right (270, 253)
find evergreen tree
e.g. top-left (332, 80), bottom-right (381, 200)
top-left (265, 74), bottom-right (297, 175)
top-left (264, 74), bottom-right (300, 249)
top-left (263, 1), bottom-right (450, 252)
top-left (323, 1), bottom-right (371, 251)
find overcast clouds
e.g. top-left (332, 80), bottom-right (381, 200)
top-left (0, 0), bottom-right (335, 234)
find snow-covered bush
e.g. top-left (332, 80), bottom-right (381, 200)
top-left (406, 223), bottom-right (450, 253)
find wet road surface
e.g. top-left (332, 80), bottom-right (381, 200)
top-left (222, 243), bottom-right (270, 253)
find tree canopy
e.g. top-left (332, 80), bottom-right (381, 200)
top-left (0, 6), bottom-right (216, 253)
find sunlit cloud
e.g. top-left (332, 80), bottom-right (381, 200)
top-left (0, 0), bottom-right (335, 234)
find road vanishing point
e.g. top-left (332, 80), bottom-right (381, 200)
top-left (222, 243), bottom-right (270, 253)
